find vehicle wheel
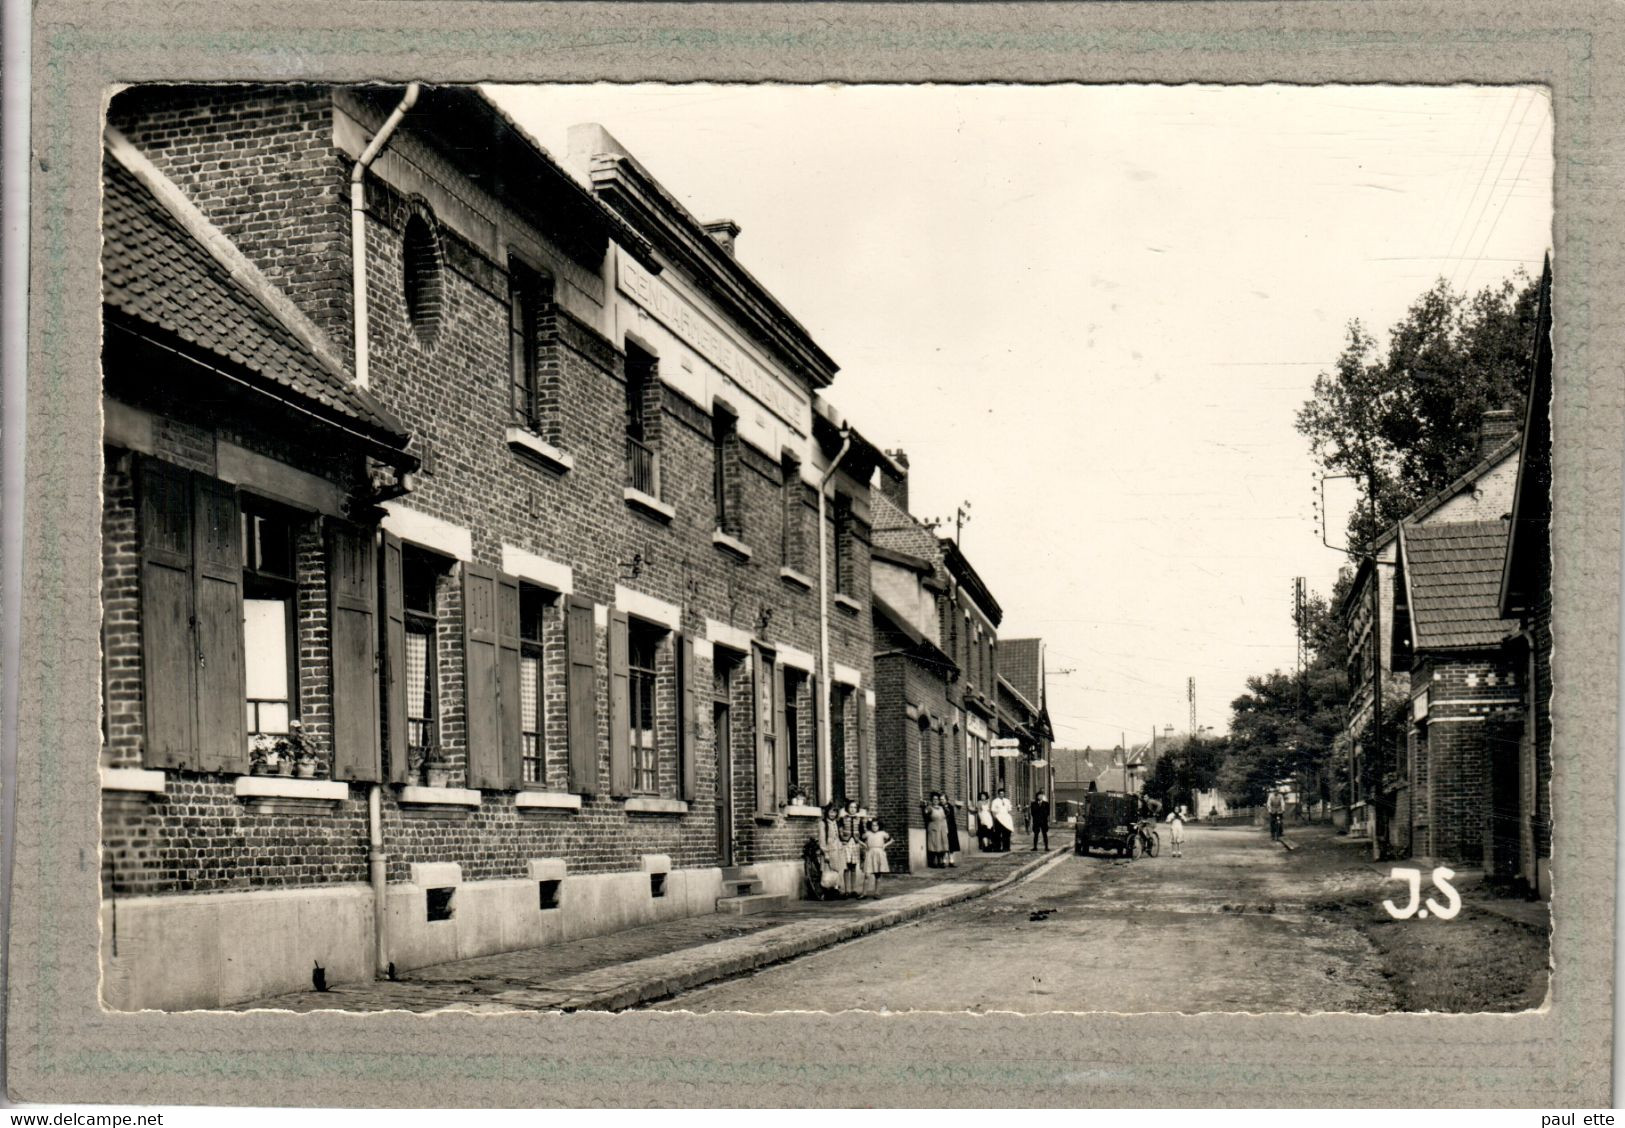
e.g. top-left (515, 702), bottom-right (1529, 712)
top-left (1145, 831), bottom-right (1160, 858)
top-left (1129, 834), bottom-right (1143, 860)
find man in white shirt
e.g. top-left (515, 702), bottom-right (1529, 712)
top-left (991, 789), bottom-right (1015, 852)
top-left (1266, 788), bottom-right (1286, 842)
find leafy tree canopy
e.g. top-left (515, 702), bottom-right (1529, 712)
top-left (1297, 271), bottom-right (1540, 550)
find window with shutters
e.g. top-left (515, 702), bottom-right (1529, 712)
top-left (402, 547), bottom-right (441, 758)
top-left (241, 501), bottom-right (298, 737)
top-left (519, 583), bottom-right (547, 785)
top-left (628, 622), bottom-right (660, 795)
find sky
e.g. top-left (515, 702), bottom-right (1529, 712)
top-left (489, 83), bottom-right (1554, 751)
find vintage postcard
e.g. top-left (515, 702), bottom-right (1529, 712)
top-left (6, 0), bottom-right (1620, 1109)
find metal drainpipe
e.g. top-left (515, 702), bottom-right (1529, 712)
top-left (353, 83), bottom-right (419, 977)
top-left (817, 425), bottom-right (853, 806)
top-left (351, 83), bottom-right (420, 390)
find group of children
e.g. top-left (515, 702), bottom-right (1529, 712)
top-left (812, 800), bottom-right (893, 899)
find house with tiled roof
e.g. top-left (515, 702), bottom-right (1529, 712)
top-left (1338, 416), bottom-right (1521, 850)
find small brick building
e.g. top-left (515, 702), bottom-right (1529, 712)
top-left (1391, 521), bottom-right (1519, 869)
top-left (99, 84), bottom-right (886, 1009)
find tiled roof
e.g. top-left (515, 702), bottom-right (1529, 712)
top-left (1001, 638), bottom-right (1043, 706)
top-left (1402, 521), bottom-right (1514, 651)
top-left (102, 157), bottom-right (407, 442)
top-left (870, 492), bottom-right (942, 564)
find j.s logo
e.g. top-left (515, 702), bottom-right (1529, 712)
top-left (1381, 866), bottom-right (1462, 920)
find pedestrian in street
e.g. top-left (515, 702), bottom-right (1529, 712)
top-left (992, 788), bottom-right (1014, 852)
top-left (862, 818), bottom-right (891, 898)
top-left (1266, 787), bottom-right (1286, 842)
top-left (1165, 805), bottom-right (1187, 858)
top-left (922, 792), bottom-right (950, 868)
top-left (1029, 790), bottom-right (1051, 851)
top-left (975, 792), bottom-right (994, 851)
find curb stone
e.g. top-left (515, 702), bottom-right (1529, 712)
top-left (564, 846), bottom-right (1070, 1012)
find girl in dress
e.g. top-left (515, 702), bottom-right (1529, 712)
top-left (837, 825), bottom-right (862, 897)
top-left (862, 818), bottom-right (892, 898)
top-left (1165, 805), bottom-right (1188, 858)
top-left (975, 792), bottom-right (994, 852)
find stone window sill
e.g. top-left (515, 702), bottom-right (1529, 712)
top-left (516, 790), bottom-right (583, 811)
top-left (398, 785), bottom-right (482, 807)
top-left (784, 803), bottom-right (822, 819)
top-left (235, 776), bottom-right (348, 802)
top-left (505, 426), bottom-right (574, 475)
top-left (712, 530), bottom-right (754, 562)
top-left (833, 592), bottom-right (862, 615)
top-left (778, 566), bottom-right (813, 591)
top-left (625, 796), bottom-right (689, 815)
top-left (101, 767), bottom-right (166, 795)
top-left (624, 487), bottom-right (675, 523)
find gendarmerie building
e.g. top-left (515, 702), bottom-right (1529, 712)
top-left (99, 84), bottom-right (886, 1010)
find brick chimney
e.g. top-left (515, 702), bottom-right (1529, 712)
top-left (879, 448), bottom-right (910, 513)
top-left (702, 219), bottom-right (741, 256)
top-left (1477, 408), bottom-right (1519, 459)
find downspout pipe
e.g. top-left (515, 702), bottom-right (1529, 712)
top-left (817, 425), bottom-right (853, 807)
top-left (351, 83), bottom-right (420, 390)
top-left (352, 82), bottom-right (419, 978)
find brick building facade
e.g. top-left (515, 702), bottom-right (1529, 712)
top-left (99, 84), bottom-right (885, 1009)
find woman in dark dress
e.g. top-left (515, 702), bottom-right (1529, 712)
top-left (942, 794), bottom-right (962, 867)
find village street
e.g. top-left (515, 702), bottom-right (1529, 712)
top-left (651, 824), bottom-right (1399, 1014)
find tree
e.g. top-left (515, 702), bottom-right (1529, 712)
top-left (1144, 735), bottom-right (1225, 813)
top-left (1220, 578), bottom-right (1351, 807)
top-left (1297, 271), bottom-right (1541, 550)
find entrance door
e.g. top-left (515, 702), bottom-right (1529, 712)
top-left (715, 700), bottom-right (733, 866)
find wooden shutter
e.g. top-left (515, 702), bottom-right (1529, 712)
top-left (379, 532), bottom-right (408, 783)
top-left (752, 645), bottom-right (773, 813)
top-left (138, 458), bottom-right (195, 769)
top-left (565, 596), bottom-right (597, 794)
top-left (857, 690), bottom-right (873, 811)
top-left (813, 677), bottom-right (828, 805)
top-left (462, 563), bottom-right (502, 790)
top-left (772, 661), bottom-right (789, 806)
top-left (328, 521), bottom-right (380, 782)
top-left (608, 610), bottom-right (631, 797)
top-left (192, 475), bottom-right (245, 773)
top-left (496, 573), bottom-right (523, 788)
top-left (679, 633), bottom-right (698, 801)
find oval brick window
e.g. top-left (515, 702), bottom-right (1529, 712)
top-left (402, 211), bottom-right (443, 346)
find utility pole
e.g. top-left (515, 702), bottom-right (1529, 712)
top-left (1121, 731), bottom-right (1127, 794)
top-left (1188, 676), bottom-right (1197, 736)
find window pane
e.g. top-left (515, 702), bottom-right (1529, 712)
top-left (243, 598), bottom-right (289, 699)
top-left (255, 701), bottom-right (290, 735)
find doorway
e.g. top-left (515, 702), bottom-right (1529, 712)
top-left (715, 699), bottom-right (733, 866)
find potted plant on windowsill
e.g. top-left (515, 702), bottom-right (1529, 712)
top-left (286, 721), bottom-right (321, 779)
top-left (418, 747), bottom-right (452, 789)
top-left (250, 733), bottom-right (279, 776)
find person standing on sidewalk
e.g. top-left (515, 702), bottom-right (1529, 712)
top-left (974, 792), bottom-right (994, 851)
top-left (943, 794), bottom-right (962, 867)
top-left (1266, 788), bottom-right (1286, 842)
top-left (862, 818), bottom-right (892, 898)
top-left (923, 792), bottom-right (950, 868)
top-left (1029, 791), bottom-right (1051, 851)
top-left (992, 789), bottom-right (1015, 852)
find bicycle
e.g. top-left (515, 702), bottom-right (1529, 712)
top-left (1130, 820), bottom-right (1160, 859)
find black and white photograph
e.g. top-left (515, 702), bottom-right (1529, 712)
top-left (90, 79), bottom-right (1558, 1021)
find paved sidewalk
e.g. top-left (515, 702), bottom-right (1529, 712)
top-left (231, 844), bottom-right (1067, 1014)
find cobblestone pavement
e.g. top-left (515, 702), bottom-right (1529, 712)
top-left (230, 842), bottom-right (1061, 1014)
top-left (648, 823), bottom-right (1403, 1014)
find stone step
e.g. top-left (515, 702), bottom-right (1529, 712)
top-left (715, 892), bottom-right (790, 916)
top-left (723, 878), bottom-right (764, 897)
top-left (719, 865), bottom-right (760, 882)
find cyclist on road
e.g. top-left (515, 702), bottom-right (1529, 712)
top-left (1266, 787), bottom-right (1286, 842)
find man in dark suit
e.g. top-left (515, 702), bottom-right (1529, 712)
top-left (1030, 791), bottom-right (1051, 851)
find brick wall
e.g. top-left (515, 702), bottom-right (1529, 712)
top-left (1413, 653), bottom-right (1523, 865)
top-left (103, 85), bottom-right (875, 903)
